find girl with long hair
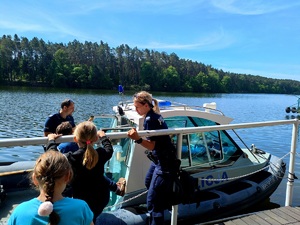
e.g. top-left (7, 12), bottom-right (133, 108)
top-left (8, 150), bottom-right (93, 225)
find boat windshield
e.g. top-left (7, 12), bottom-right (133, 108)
top-left (165, 116), bottom-right (243, 168)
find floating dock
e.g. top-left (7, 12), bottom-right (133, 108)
top-left (200, 206), bottom-right (300, 225)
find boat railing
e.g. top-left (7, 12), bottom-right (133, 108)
top-left (165, 105), bottom-right (225, 116)
top-left (165, 100), bottom-right (226, 115)
top-left (0, 119), bottom-right (299, 225)
top-left (119, 100), bottom-right (225, 116)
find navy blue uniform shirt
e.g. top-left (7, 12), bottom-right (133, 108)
top-left (144, 109), bottom-right (177, 172)
top-left (44, 112), bottom-right (75, 134)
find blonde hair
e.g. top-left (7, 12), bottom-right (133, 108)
top-left (73, 121), bottom-right (99, 170)
top-left (133, 91), bottom-right (160, 114)
top-left (33, 150), bottom-right (73, 225)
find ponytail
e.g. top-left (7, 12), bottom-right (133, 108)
top-left (74, 121), bottom-right (99, 170)
top-left (83, 141), bottom-right (99, 169)
top-left (152, 98), bottom-right (160, 114)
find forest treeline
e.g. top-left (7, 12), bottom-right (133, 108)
top-left (0, 34), bottom-right (299, 94)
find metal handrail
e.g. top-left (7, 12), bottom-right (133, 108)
top-left (0, 119), bottom-right (299, 224)
top-left (0, 119), bottom-right (298, 147)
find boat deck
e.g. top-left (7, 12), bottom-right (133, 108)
top-left (202, 206), bottom-right (300, 225)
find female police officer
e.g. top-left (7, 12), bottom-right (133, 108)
top-left (127, 91), bottom-right (179, 225)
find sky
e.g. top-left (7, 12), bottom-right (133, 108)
top-left (1, 0), bottom-right (300, 81)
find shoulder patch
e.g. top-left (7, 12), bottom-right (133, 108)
top-left (158, 116), bottom-right (164, 125)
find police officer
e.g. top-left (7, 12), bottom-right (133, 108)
top-left (44, 99), bottom-right (75, 136)
top-left (127, 91), bottom-right (178, 225)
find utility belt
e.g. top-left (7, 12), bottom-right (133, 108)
top-left (145, 150), bottom-right (159, 164)
top-left (145, 150), bottom-right (181, 174)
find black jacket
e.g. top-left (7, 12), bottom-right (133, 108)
top-left (46, 137), bottom-right (116, 218)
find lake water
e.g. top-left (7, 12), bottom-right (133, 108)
top-left (1, 86), bottom-right (300, 210)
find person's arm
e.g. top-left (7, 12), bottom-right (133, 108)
top-left (104, 175), bottom-right (118, 192)
top-left (97, 130), bottom-right (114, 159)
top-left (116, 151), bottom-right (125, 162)
top-left (44, 131), bottom-right (51, 137)
top-left (127, 128), bottom-right (155, 150)
top-left (45, 133), bottom-right (62, 151)
top-left (43, 116), bottom-right (54, 137)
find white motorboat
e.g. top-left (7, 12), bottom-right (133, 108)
top-left (93, 99), bottom-right (286, 224)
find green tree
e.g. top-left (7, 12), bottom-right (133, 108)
top-left (52, 49), bottom-right (72, 87)
top-left (140, 61), bottom-right (157, 90)
top-left (0, 35), bottom-right (14, 82)
top-left (220, 75), bottom-right (232, 93)
top-left (1, 34), bottom-right (300, 94)
top-left (162, 66), bottom-right (180, 92)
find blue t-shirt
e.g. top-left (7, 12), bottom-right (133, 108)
top-left (44, 113), bottom-right (75, 134)
top-left (57, 142), bottom-right (79, 153)
top-left (8, 197), bottom-right (93, 225)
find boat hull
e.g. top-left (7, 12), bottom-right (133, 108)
top-left (0, 161), bottom-right (35, 192)
top-left (96, 155), bottom-right (286, 224)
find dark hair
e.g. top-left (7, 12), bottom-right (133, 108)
top-left (61, 99), bottom-right (74, 109)
top-left (56, 122), bottom-right (73, 135)
top-left (33, 150), bottom-right (73, 225)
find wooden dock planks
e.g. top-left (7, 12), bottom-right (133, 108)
top-left (219, 206), bottom-right (300, 225)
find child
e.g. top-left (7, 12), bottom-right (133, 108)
top-left (56, 121), bottom-right (79, 153)
top-left (47, 121), bottom-right (126, 222)
top-left (8, 150), bottom-right (94, 225)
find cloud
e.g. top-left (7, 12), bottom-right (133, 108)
top-left (211, 0), bottom-right (300, 15)
top-left (0, 1), bottom-right (92, 42)
top-left (130, 26), bottom-right (236, 51)
top-left (0, 21), bottom-right (42, 32)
